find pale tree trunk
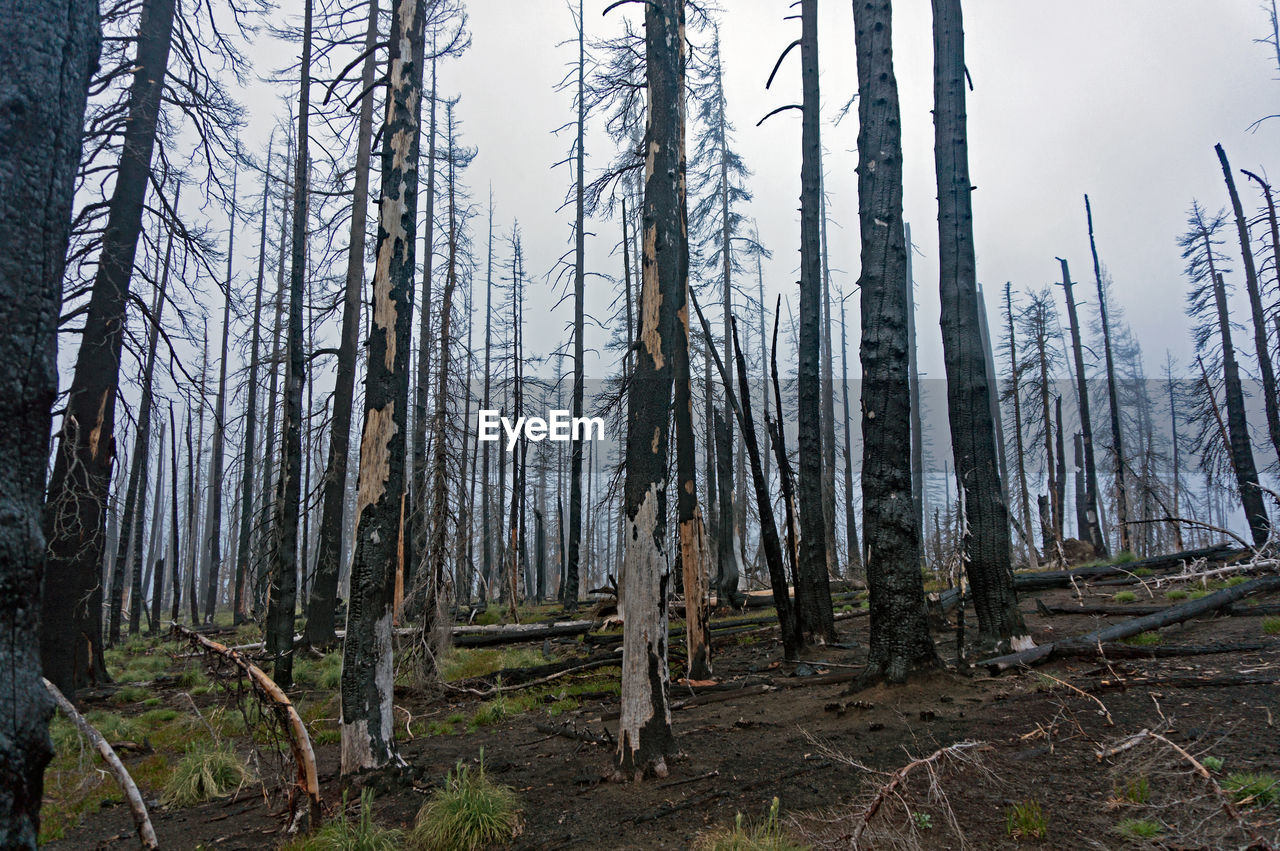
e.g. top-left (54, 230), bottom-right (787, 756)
top-left (839, 295), bottom-right (863, 573)
top-left (109, 266), bottom-right (169, 644)
top-left (267, 0), bottom-right (313, 689)
top-left (853, 0), bottom-right (940, 682)
top-left (819, 179), bottom-right (839, 577)
top-left (1086, 195), bottom-right (1130, 552)
top-left (1005, 282), bottom-right (1039, 568)
top-left (796, 0), bottom-right (835, 642)
top-left (258, 163), bottom-right (289, 615)
top-left (616, 0), bottom-right (684, 781)
top-left (1057, 258), bottom-right (1106, 555)
top-left (145, 419), bottom-right (166, 634)
top-left (235, 145), bottom-right (273, 624)
top-left (341, 0), bottom-right (424, 773)
top-left (42, 0), bottom-right (174, 693)
top-left (905, 223), bottom-right (924, 560)
top-left (479, 198), bottom-right (494, 606)
top-left (0, 0), bottom-right (98, 834)
top-left (306, 0), bottom-right (378, 646)
top-left (204, 172), bottom-right (237, 624)
top-left (566, 0), bottom-right (587, 611)
top-left (409, 50), bottom-right (438, 597)
top-left (168, 404), bottom-right (182, 622)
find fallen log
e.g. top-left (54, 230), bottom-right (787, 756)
top-left (1087, 641), bottom-right (1276, 659)
top-left (1010, 544), bottom-right (1244, 592)
top-left (44, 678), bottom-right (158, 850)
top-left (173, 624), bottom-right (322, 828)
top-left (532, 719), bottom-right (613, 746)
top-left (452, 621), bottom-right (598, 648)
top-left (1035, 599), bottom-right (1280, 619)
top-left (981, 575), bottom-right (1280, 673)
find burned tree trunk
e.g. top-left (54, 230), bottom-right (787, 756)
top-left (615, 0), bottom-right (684, 781)
top-left (41, 0), bottom-right (175, 694)
top-left (1086, 195), bottom-right (1130, 553)
top-left (267, 0), bottom-right (313, 689)
top-left (0, 0), bottom-right (98, 833)
top-left (305, 57), bottom-right (367, 635)
top-left (168, 404), bottom-right (182, 622)
top-left (794, 0), bottom-right (835, 642)
top-left (479, 199), bottom-right (495, 606)
top-left (1058, 257), bottom-right (1106, 555)
top-left (1004, 282), bottom-right (1038, 568)
top-left (931, 0), bottom-right (1026, 646)
top-left (854, 0), bottom-right (940, 682)
top-left (340, 0), bottom-right (424, 773)
top-left (1217, 145), bottom-right (1280, 464)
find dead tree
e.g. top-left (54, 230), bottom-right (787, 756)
top-left (931, 0), bottom-right (1026, 646)
top-left (1086, 195), bottom-right (1131, 553)
top-left (266, 0), bottom-right (313, 689)
top-left (1181, 202), bottom-right (1271, 546)
top-left (0, 0), bottom-right (98, 833)
top-left (340, 0), bottom-right (425, 774)
top-left (839, 291), bottom-right (863, 573)
top-left (853, 0), bottom-right (940, 682)
top-left (41, 0), bottom-right (175, 694)
top-left (794, 0), bottom-right (835, 641)
top-left (301, 0), bottom-right (378, 647)
top-left (1217, 144), bottom-right (1280, 464)
top-left (1002, 283), bottom-right (1038, 567)
top-left (203, 173), bottom-right (237, 624)
top-left (564, 0), bottom-right (588, 612)
top-left (614, 0), bottom-right (683, 781)
top-left (1058, 258), bottom-right (1106, 555)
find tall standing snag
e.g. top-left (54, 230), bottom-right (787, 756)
top-left (615, 0), bottom-right (684, 780)
top-left (340, 0), bottom-right (424, 774)
top-left (41, 0), bottom-right (176, 695)
top-left (853, 0), bottom-right (940, 683)
top-left (1057, 257), bottom-right (1106, 556)
top-left (0, 0), bottom-right (98, 837)
top-left (931, 0), bottom-right (1027, 647)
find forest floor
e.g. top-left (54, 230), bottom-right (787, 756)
top-left (46, 564), bottom-right (1280, 849)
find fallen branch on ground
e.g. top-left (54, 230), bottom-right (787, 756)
top-left (981, 575), bottom-right (1280, 673)
top-left (44, 678), bottom-right (158, 850)
top-left (173, 623), bottom-right (322, 828)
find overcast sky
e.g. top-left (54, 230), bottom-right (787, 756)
top-left (233, 0), bottom-right (1278, 386)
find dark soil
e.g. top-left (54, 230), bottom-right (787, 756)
top-left (49, 580), bottom-right (1280, 849)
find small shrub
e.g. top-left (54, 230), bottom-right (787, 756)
top-left (1112, 551), bottom-right (1137, 564)
top-left (1113, 591), bottom-right (1138, 603)
top-left (1117, 775), bottom-right (1150, 804)
top-left (411, 754), bottom-right (521, 850)
top-left (1164, 589), bottom-right (1188, 601)
top-left (911, 811), bottom-right (933, 831)
top-left (694, 797), bottom-right (807, 851)
top-left (284, 789), bottom-right (402, 851)
top-left (1115, 817), bottom-right (1162, 840)
top-left (470, 695), bottom-right (509, 729)
top-left (1201, 755), bottom-right (1224, 773)
top-left (162, 740), bottom-right (251, 807)
top-left (1121, 631), bottom-right (1162, 647)
top-left (1225, 575), bottom-right (1248, 587)
top-left (1005, 799), bottom-right (1047, 840)
top-left (1224, 772), bottom-right (1278, 807)
top-left (1262, 616), bottom-right (1280, 636)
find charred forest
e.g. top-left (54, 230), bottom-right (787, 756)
top-left (6, 0), bottom-right (1280, 848)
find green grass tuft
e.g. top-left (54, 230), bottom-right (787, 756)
top-left (1262, 616), bottom-right (1280, 636)
top-left (1112, 551), bottom-right (1137, 564)
top-left (1117, 775), bottom-right (1150, 803)
top-left (694, 797), bottom-right (808, 850)
top-left (438, 647), bottom-right (546, 682)
top-left (1201, 755), bottom-right (1224, 773)
top-left (283, 789), bottom-right (402, 851)
top-left (1005, 799), bottom-right (1047, 840)
top-left (161, 740), bottom-right (251, 807)
top-left (1115, 817), bottom-right (1162, 840)
top-left (1223, 772), bottom-right (1278, 807)
top-left (1120, 631), bottom-right (1162, 647)
top-left (1164, 589), bottom-right (1189, 601)
top-left (1113, 591), bottom-right (1138, 604)
top-left (411, 754), bottom-right (521, 850)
